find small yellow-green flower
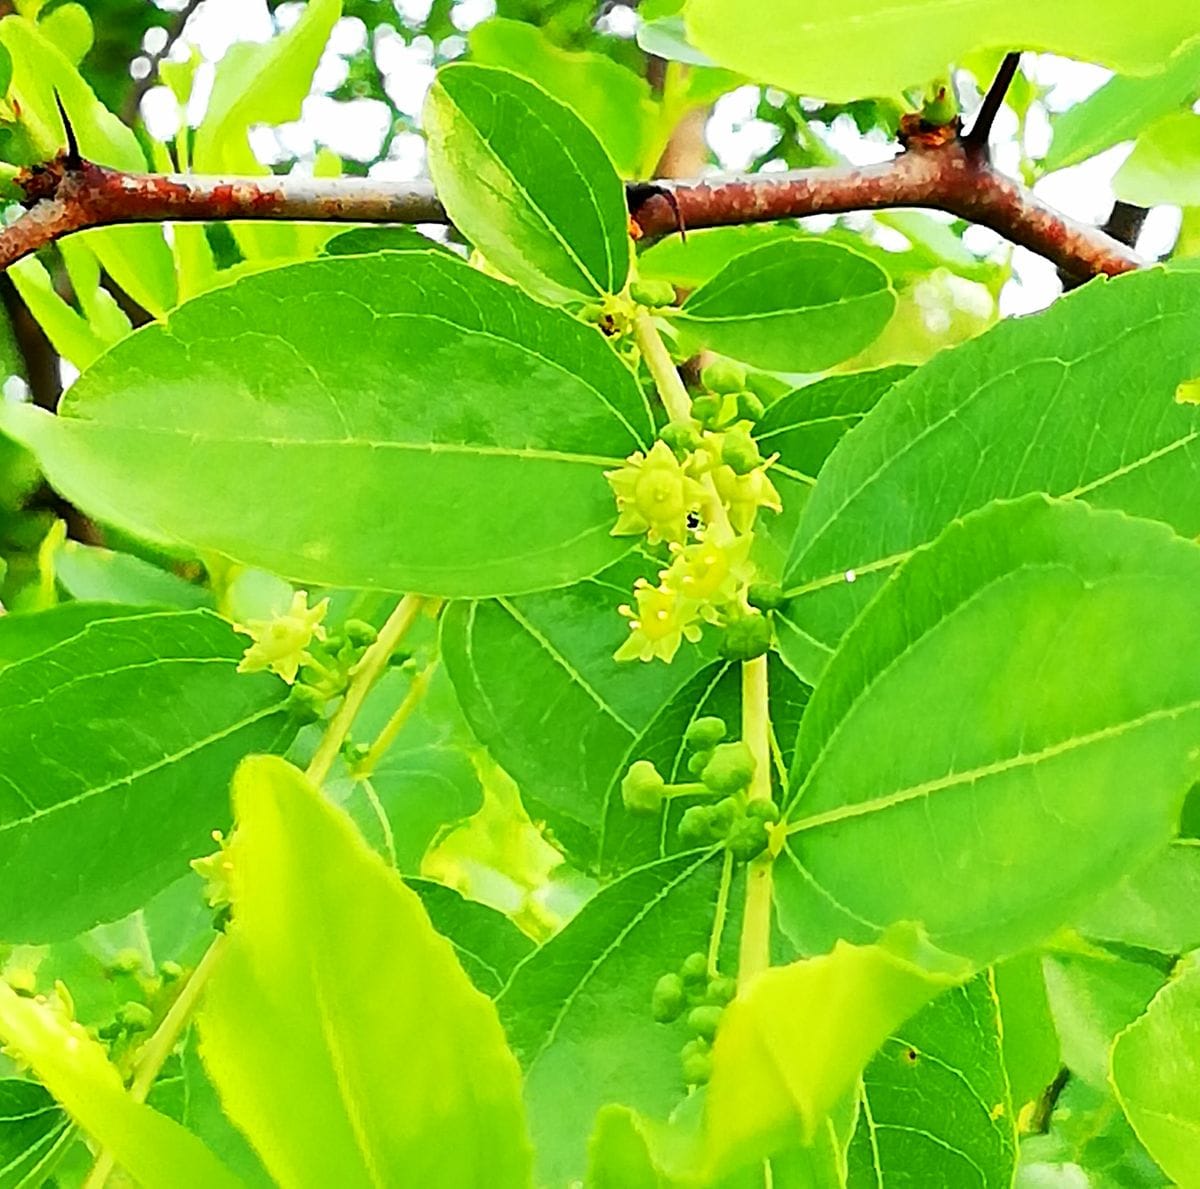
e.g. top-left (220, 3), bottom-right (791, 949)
top-left (662, 531), bottom-right (754, 617)
top-left (615, 579), bottom-right (703, 663)
top-left (711, 461), bottom-right (783, 534)
top-left (234, 590), bottom-right (330, 684)
top-left (606, 440), bottom-right (709, 545)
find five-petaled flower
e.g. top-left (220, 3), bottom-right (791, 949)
top-left (235, 590), bottom-right (330, 684)
top-left (615, 579), bottom-right (704, 663)
top-left (606, 440), bottom-right (710, 545)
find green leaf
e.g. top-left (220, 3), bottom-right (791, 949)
top-left (408, 878), bottom-right (536, 998)
top-left (425, 64), bottom-right (631, 302)
top-left (846, 974), bottom-right (1017, 1187)
top-left (469, 19), bottom-right (659, 177)
top-left (1076, 841), bottom-right (1200, 954)
top-left (1114, 112), bottom-right (1200, 207)
top-left (993, 953), bottom-right (1060, 1111)
top-left (682, 0), bottom-right (1200, 103)
top-left (1045, 40), bottom-right (1200, 171)
top-left (497, 851), bottom-right (724, 1186)
top-left (1111, 951), bottom-right (1200, 1188)
top-left (54, 540), bottom-right (212, 609)
top-left (1042, 951), bottom-right (1166, 1091)
top-left (0, 983), bottom-right (240, 1189)
top-left (777, 497), bottom-right (1200, 967)
top-left (669, 240), bottom-right (896, 372)
top-left (779, 268), bottom-right (1200, 683)
top-left (440, 560), bottom-right (711, 868)
top-left (0, 602), bottom-right (146, 671)
top-left (704, 929), bottom-right (968, 1176)
top-left (0, 252), bottom-right (653, 598)
top-left (0, 1080), bottom-right (72, 1189)
top-left (0, 609), bottom-right (294, 941)
top-left (197, 755), bottom-right (534, 1189)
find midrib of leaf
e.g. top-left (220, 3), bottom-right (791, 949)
top-left (441, 86), bottom-right (608, 297)
top-left (0, 701), bottom-right (284, 836)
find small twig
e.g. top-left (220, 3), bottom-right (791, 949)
top-left (964, 52), bottom-right (1022, 152)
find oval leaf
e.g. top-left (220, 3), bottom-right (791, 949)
top-left (0, 252), bottom-right (654, 598)
top-left (425, 64), bottom-right (630, 302)
top-left (777, 497), bottom-right (1200, 967)
top-left (0, 609), bottom-right (293, 942)
top-left (198, 756), bottom-right (533, 1189)
top-left (670, 240), bottom-right (895, 372)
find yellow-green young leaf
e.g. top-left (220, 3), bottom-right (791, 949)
top-left (197, 756), bottom-right (533, 1189)
top-left (683, 0), bottom-right (1200, 102)
top-left (1111, 951), bottom-right (1200, 1189)
top-left (670, 240), bottom-right (895, 372)
top-left (1114, 112), bottom-right (1200, 207)
top-left (0, 984), bottom-right (239, 1189)
top-left (703, 930), bottom-right (967, 1177)
top-left (425, 64), bottom-right (631, 303)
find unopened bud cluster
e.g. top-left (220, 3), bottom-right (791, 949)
top-left (650, 950), bottom-right (738, 1085)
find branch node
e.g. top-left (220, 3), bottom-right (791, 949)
top-left (963, 52), bottom-right (1021, 154)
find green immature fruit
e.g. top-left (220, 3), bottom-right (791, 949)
top-left (678, 804), bottom-right (716, 844)
top-left (691, 394), bottom-right (723, 427)
top-left (622, 759), bottom-right (666, 813)
top-left (747, 582), bottom-right (787, 612)
top-left (718, 614), bottom-right (774, 661)
top-left (652, 973), bottom-right (687, 1023)
top-left (631, 279), bottom-right (678, 308)
top-left (701, 741), bottom-right (756, 795)
top-left (736, 391), bottom-right (766, 421)
top-left (685, 716), bottom-right (727, 750)
top-left (687, 1004), bottom-right (724, 1040)
top-left (680, 1038), bottom-right (712, 1085)
top-left (702, 359), bottom-right (748, 395)
top-left (707, 975), bottom-right (737, 1005)
top-left (722, 427), bottom-right (763, 476)
top-left (680, 952), bottom-right (709, 986)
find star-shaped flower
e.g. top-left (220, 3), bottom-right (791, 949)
top-left (234, 590), bottom-right (330, 684)
top-left (606, 440), bottom-right (710, 545)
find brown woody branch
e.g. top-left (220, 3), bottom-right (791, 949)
top-left (2, 139), bottom-right (1143, 281)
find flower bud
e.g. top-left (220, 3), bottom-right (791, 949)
top-left (701, 741), bottom-right (756, 795)
top-left (622, 760), bottom-right (666, 814)
top-left (680, 952), bottom-right (709, 986)
top-left (685, 716), bottom-right (726, 750)
top-left (747, 582), bottom-right (787, 612)
top-left (630, 279), bottom-right (678, 308)
top-left (652, 973), bottom-right (686, 1023)
top-left (736, 391), bottom-right (766, 421)
top-left (687, 1004), bottom-right (724, 1040)
top-left (718, 613), bottom-right (774, 661)
top-left (702, 359), bottom-right (747, 395)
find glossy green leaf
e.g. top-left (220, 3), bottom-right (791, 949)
top-left (704, 930), bottom-right (968, 1176)
top-left (0, 252), bottom-right (653, 598)
top-left (54, 540), bottom-right (212, 609)
top-left (993, 953), bottom-right (1061, 1111)
top-left (197, 756), bottom-right (534, 1189)
top-left (846, 974), bottom-right (1017, 1187)
top-left (779, 268), bottom-right (1200, 683)
top-left (0, 609), bottom-right (294, 941)
top-left (469, 19), bottom-right (659, 177)
top-left (1045, 40), bottom-right (1200, 171)
top-left (1111, 951), bottom-right (1200, 1188)
top-left (0, 1080), bottom-right (71, 1189)
top-left (0, 603), bottom-right (145, 670)
top-left (777, 497), bottom-right (1200, 967)
top-left (1114, 112), bottom-right (1200, 207)
top-left (498, 851), bottom-right (724, 1186)
top-left (683, 0), bottom-right (1200, 102)
top-left (0, 983), bottom-right (240, 1189)
top-left (1077, 841), bottom-right (1200, 953)
top-left (1043, 951), bottom-right (1165, 1091)
top-left (669, 240), bottom-right (896, 371)
top-left (425, 64), bottom-right (630, 301)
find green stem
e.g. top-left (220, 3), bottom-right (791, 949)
top-left (737, 655), bottom-right (774, 985)
top-left (306, 594), bottom-right (428, 786)
top-left (82, 934), bottom-right (230, 1189)
top-left (708, 848), bottom-right (735, 979)
top-left (354, 657), bottom-right (438, 780)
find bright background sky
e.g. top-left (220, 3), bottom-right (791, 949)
top-left (135, 0), bottom-right (1185, 319)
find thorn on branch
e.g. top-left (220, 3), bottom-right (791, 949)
top-left (963, 52), bottom-right (1022, 154)
top-left (53, 89), bottom-right (83, 172)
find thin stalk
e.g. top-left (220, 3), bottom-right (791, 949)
top-left (354, 657), bottom-right (438, 780)
top-left (737, 655), bottom-right (774, 985)
top-left (306, 594), bottom-right (426, 786)
top-left (707, 848), bottom-right (735, 979)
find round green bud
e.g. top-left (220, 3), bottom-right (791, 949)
top-left (680, 952), bottom-right (709, 986)
top-left (652, 973), bottom-right (687, 1023)
top-left (107, 948), bottom-right (143, 976)
top-left (159, 960), bottom-right (184, 983)
top-left (342, 740), bottom-right (370, 765)
top-left (344, 618), bottom-right (378, 647)
top-left (117, 1002), bottom-right (154, 1033)
top-left (687, 1004), bottom-right (724, 1040)
top-left (691, 394), bottom-right (723, 427)
top-left (701, 741), bottom-right (756, 796)
top-left (97, 1020), bottom-right (122, 1041)
top-left (687, 749), bottom-right (713, 777)
top-left (286, 683), bottom-right (326, 725)
top-left (747, 582), bottom-right (788, 613)
top-left (622, 759), bottom-right (666, 814)
top-left (680, 1038), bottom-right (712, 1085)
top-left (718, 614), bottom-right (774, 662)
top-left (744, 372), bottom-right (778, 400)
top-left (322, 633), bottom-right (345, 653)
top-left (387, 648), bottom-right (415, 668)
top-left (707, 975), bottom-right (737, 1005)
top-left (631, 279), bottom-right (678, 308)
top-left (727, 817), bottom-right (769, 862)
top-left (660, 419), bottom-right (703, 455)
top-left (702, 359), bottom-right (747, 396)
top-left (747, 799), bottom-right (781, 825)
top-left (678, 804), bottom-right (716, 844)
top-left (722, 427), bottom-right (763, 476)
top-left (710, 796), bottom-right (740, 833)
top-left (736, 391), bottom-right (767, 421)
top-left (685, 716), bottom-right (727, 750)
